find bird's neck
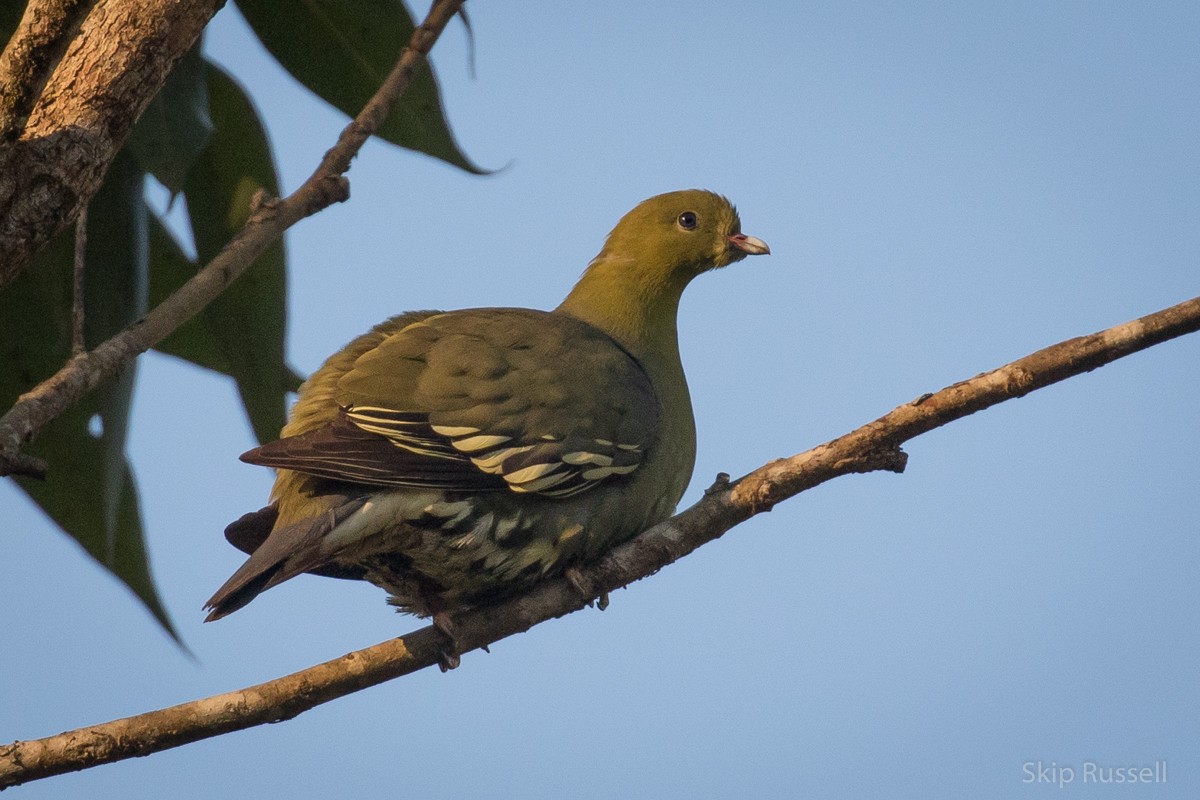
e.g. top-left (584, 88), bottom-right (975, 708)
top-left (559, 254), bottom-right (701, 517)
top-left (556, 255), bottom-right (691, 373)
top-left (557, 254), bottom-right (698, 502)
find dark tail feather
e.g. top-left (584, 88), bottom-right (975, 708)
top-left (224, 504), bottom-right (279, 556)
top-left (204, 497), bottom-right (368, 622)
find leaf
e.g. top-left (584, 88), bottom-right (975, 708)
top-left (180, 62), bottom-right (292, 444)
top-left (147, 212), bottom-right (232, 373)
top-left (1, 151), bottom-right (180, 641)
top-left (126, 41), bottom-right (214, 195)
top-left (148, 211), bottom-right (306, 398)
top-left (233, 0), bottom-right (485, 173)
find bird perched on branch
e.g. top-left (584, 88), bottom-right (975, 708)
top-left (205, 190), bottom-right (769, 638)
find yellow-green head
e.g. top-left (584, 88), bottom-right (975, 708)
top-left (558, 189), bottom-right (769, 358)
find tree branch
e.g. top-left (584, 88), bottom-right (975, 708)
top-left (0, 0), bottom-right (97, 146)
top-left (0, 0), bottom-right (223, 289)
top-left (70, 204), bottom-right (87, 356)
top-left (3, 292), bottom-right (1197, 788)
top-left (0, 0), bottom-right (468, 479)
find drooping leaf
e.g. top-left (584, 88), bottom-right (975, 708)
top-left (126, 41), bottom-right (214, 196)
top-left (180, 62), bottom-right (292, 444)
top-left (148, 210), bottom-right (305, 397)
top-left (147, 211), bottom-right (232, 374)
top-left (233, 0), bottom-right (485, 173)
top-left (1, 151), bottom-right (180, 641)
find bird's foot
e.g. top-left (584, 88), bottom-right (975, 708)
top-left (565, 566), bottom-right (597, 607)
top-left (565, 565), bottom-right (592, 600)
top-left (432, 611), bottom-right (461, 672)
top-left (565, 566), bottom-right (610, 611)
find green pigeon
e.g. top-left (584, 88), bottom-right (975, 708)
top-left (205, 190), bottom-right (769, 635)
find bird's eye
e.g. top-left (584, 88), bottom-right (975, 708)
top-left (677, 211), bottom-right (698, 230)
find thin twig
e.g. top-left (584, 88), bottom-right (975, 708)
top-left (3, 293), bottom-right (1197, 788)
top-left (71, 205), bottom-right (87, 355)
top-left (0, 0), bottom-right (467, 479)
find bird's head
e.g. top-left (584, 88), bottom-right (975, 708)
top-left (597, 189), bottom-right (770, 280)
top-left (557, 189), bottom-right (768, 358)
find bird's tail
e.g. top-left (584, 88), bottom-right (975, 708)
top-left (204, 496), bottom-right (368, 621)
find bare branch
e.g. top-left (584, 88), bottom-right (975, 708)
top-left (0, 0), bottom-right (468, 479)
top-left (3, 293), bottom-right (1197, 788)
top-left (0, 0), bottom-right (223, 289)
top-left (71, 204), bottom-right (87, 356)
top-left (731, 294), bottom-right (1200, 511)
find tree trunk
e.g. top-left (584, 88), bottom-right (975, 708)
top-left (0, 0), bottom-right (224, 289)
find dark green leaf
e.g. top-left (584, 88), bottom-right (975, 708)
top-left (1, 152), bottom-right (180, 641)
top-left (233, 0), bottom-right (485, 173)
top-left (181, 62), bottom-right (291, 444)
top-left (148, 211), bottom-right (232, 373)
top-left (148, 210), bottom-right (306, 397)
top-left (126, 41), bottom-right (214, 195)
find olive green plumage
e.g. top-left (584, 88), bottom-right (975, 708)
top-left (205, 190), bottom-right (769, 622)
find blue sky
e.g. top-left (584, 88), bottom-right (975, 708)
top-left (4, 2), bottom-right (1199, 797)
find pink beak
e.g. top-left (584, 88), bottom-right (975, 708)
top-left (727, 232), bottom-right (770, 256)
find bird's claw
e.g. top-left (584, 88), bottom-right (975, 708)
top-left (565, 566), bottom-right (598, 607)
top-left (433, 611), bottom-right (461, 672)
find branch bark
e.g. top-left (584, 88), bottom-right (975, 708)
top-left (0, 0), bottom-right (97, 145)
top-left (0, 0), bottom-right (468, 479)
top-left (0, 0), bottom-right (224, 289)
top-left (3, 292), bottom-right (1197, 788)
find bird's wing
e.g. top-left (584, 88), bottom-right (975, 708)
top-left (240, 406), bottom-right (501, 490)
top-left (241, 308), bottom-right (661, 498)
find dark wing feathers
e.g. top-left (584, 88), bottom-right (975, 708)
top-left (243, 309), bottom-right (660, 498)
top-left (241, 408), bottom-right (506, 490)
